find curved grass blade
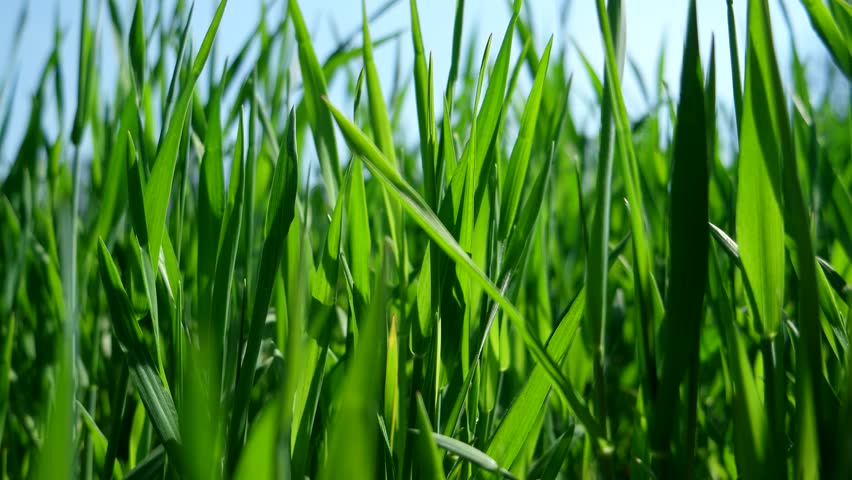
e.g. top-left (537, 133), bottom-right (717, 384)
top-left (416, 430), bottom-right (515, 479)
top-left (289, 0), bottom-right (341, 203)
top-left (799, 0), bottom-right (852, 79)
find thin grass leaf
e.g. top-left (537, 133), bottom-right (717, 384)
top-left (498, 37), bottom-right (553, 240)
top-left (799, 0), bottom-right (852, 79)
top-left (129, 0), bottom-right (146, 90)
top-left (227, 110), bottom-right (299, 471)
top-left (144, 0), bottom-right (228, 274)
top-left (414, 394), bottom-right (446, 480)
top-left (289, 0), bottom-right (342, 203)
top-left (420, 430), bottom-right (515, 479)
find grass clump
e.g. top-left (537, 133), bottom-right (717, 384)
top-left (1, 0), bottom-right (851, 478)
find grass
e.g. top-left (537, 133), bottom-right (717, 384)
top-left (0, 0), bottom-right (851, 478)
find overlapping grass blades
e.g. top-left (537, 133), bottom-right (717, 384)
top-left (1, 0), bottom-right (850, 478)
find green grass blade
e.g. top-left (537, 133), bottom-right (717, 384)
top-left (445, 0), bottom-right (466, 95)
top-left (318, 240), bottom-right (390, 480)
top-left (144, 0), bottom-right (228, 275)
top-left (425, 431), bottom-right (514, 479)
top-left (498, 37), bottom-right (553, 240)
top-left (585, 0), bottom-right (625, 453)
top-left (362, 0), bottom-right (397, 170)
top-left (312, 163), bottom-right (347, 305)
top-left (227, 110), bottom-right (299, 471)
top-left (129, 0), bottom-right (146, 90)
top-left (736, 0), bottom-right (786, 338)
top-left (233, 402), bottom-right (279, 480)
top-left (410, 0), bottom-right (437, 208)
top-left (289, 0), bottom-right (341, 203)
top-left (348, 157), bottom-right (372, 304)
top-left (0, 315), bottom-right (14, 448)
top-left (198, 67), bottom-right (226, 334)
top-left (414, 394), bottom-right (446, 480)
top-left (799, 0), bottom-right (852, 79)
top-left (650, 1), bottom-right (709, 471)
top-left (725, 0), bottom-right (744, 134)
top-left (594, 0), bottom-right (660, 406)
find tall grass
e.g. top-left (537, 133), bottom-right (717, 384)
top-left (1, 0), bottom-right (851, 478)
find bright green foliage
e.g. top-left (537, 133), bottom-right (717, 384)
top-left (1, 0), bottom-right (851, 479)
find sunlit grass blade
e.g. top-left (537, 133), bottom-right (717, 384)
top-left (585, 0), bottom-right (625, 455)
top-left (421, 430), bottom-right (515, 479)
top-left (289, 0), bottom-right (342, 203)
top-left (498, 37), bottom-right (552, 239)
top-left (414, 394), bottom-right (446, 480)
top-left (144, 0), bottom-right (228, 275)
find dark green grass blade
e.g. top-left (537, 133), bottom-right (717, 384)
top-left (129, 0), bottom-right (146, 90)
top-left (0, 315), bottom-right (14, 449)
top-left (736, 0), bottom-right (786, 338)
top-left (650, 1), bottom-right (709, 472)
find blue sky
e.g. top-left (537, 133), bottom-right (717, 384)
top-left (0, 0), bottom-right (834, 164)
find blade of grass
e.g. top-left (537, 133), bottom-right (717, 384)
top-left (144, 0), bottom-right (228, 275)
top-left (227, 109), bottom-right (299, 472)
top-left (585, 0), bottom-right (625, 457)
top-left (650, 2), bottom-right (709, 473)
top-left (289, 0), bottom-right (342, 203)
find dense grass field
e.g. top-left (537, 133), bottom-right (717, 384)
top-left (1, 0), bottom-right (851, 478)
